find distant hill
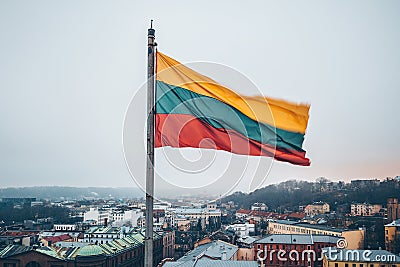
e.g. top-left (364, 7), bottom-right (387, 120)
top-left (0, 186), bottom-right (143, 201)
top-left (222, 178), bottom-right (400, 211)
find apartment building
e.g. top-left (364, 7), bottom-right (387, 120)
top-left (267, 220), bottom-right (365, 249)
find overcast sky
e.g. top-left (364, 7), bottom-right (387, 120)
top-left (0, 1), bottom-right (399, 193)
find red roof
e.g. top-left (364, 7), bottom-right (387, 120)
top-left (0, 231), bottom-right (38, 237)
top-left (42, 234), bottom-right (71, 243)
top-left (236, 209), bottom-right (251, 214)
top-left (236, 209), bottom-right (288, 219)
top-left (288, 212), bottom-right (306, 219)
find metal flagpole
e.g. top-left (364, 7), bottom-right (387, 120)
top-left (145, 20), bottom-right (156, 267)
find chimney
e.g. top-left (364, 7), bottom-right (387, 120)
top-left (221, 251), bottom-right (227, 260)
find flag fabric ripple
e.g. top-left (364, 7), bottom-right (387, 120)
top-left (155, 51), bottom-right (311, 166)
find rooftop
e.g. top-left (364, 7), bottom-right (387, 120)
top-left (236, 236), bottom-right (256, 245)
top-left (271, 220), bottom-right (355, 233)
top-left (385, 219), bottom-right (400, 227)
top-left (0, 230), bottom-right (161, 260)
top-left (77, 245), bottom-right (104, 256)
top-left (256, 234), bottom-right (340, 245)
top-left (178, 240), bottom-right (238, 262)
top-left (42, 234), bottom-right (71, 243)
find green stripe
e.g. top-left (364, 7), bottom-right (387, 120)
top-left (156, 81), bottom-right (305, 152)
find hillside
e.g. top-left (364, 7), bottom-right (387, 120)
top-left (222, 178), bottom-right (400, 211)
top-left (0, 186), bottom-right (142, 201)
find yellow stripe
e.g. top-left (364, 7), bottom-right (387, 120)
top-left (156, 51), bottom-right (309, 134)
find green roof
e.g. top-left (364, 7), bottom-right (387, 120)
top-left (77, 245), bottom-right (104, 256)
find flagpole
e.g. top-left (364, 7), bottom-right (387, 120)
top-left (145, 20), bottom-right (156, 267)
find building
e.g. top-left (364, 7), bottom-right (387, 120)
top-left (226, 223), bottom-right (255, 237)
top-left (221, 201), bottom-right (236, 210)
top-left (169, 208), bottom-right (221, 230)
top-left (235, 209), bottom-right (288, 222)
top-left (385, 219), bottom-right (400, 254)
top-left (40, 233), bottom-right (73, 246)
top-left (83, 226), bottom-right (136, 244)
top-left (267, 220), bottom-right (365, 249)
top-left (322, 248), bottom-right (400, 267)
top-left (388, 198), bottom-right (400, 222)
top-left (251, 203), bottom-right (268, 211)
top-left (116, 209), bottom-right (144, 227)
top-left (236, 236), bottom-right (256, 261)
top-left (83, 208), bottom-right (111, 225)
top-left (0, 230), bottom-right (163, 267)
top-left (54, 224), bottom-right (77, 231)
top-left (177, 240), bottom-right (239, 261)
top-left (23, 217), bottom-right (54, 231)
top-left (0, 231), bottom-right (39, 247)
top-left (161, 230), bottom-right (175, 259)
top-left (350, 203), bottom-right (382, 217)
top-left (236, 209), bottom-right (252, 220)
top-left (304, 202), bottom-right (330, 216)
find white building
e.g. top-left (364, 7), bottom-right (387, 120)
top-left (83, 208), bottom-right (111, 225)
top-left (169, 207), bottom-right (221, 229)
top-left (111, 209), bottom-right (144, 227)
top-left (54, 224), bottom-right (76, 231)
top-left (251, 202), bottom-right (268, 211)
top-left (226, 223), bottom-right (255, 237)
top-left (83, 226), bottom-right (136, 244)
top-left (83, 208), bottom-right (143, 226)
top-left (351, 203), bottom-right (382, 216)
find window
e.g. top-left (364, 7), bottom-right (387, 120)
top-left (345, 264), bottom-right (349, 267)
top-left (352, 264), bottom-right (356, 267)
top-left (335, 264), bottom-right (338, 267)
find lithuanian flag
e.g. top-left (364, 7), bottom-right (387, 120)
top-left (155, 52), bottom-right (310, 166)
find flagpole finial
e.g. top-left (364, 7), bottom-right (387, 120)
top-left (148, 20), bottom-right (155, 38)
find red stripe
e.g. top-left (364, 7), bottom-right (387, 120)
top-left (155, 114), bottom-right (310, 166)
